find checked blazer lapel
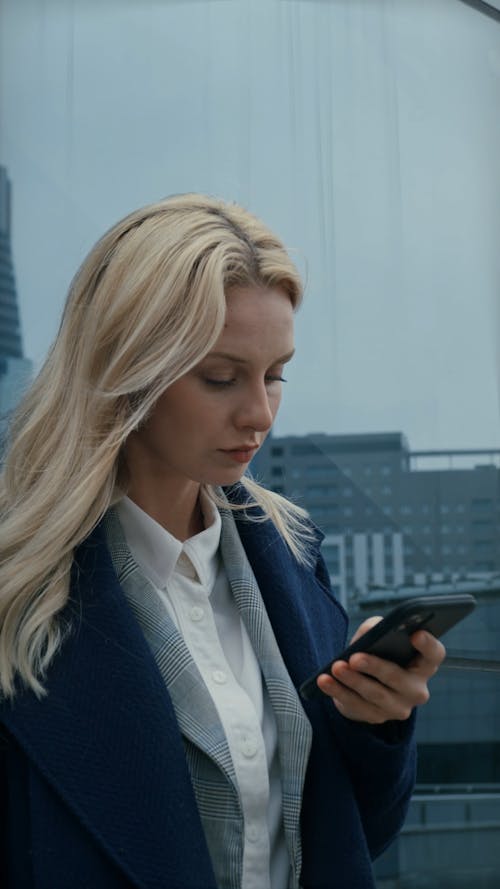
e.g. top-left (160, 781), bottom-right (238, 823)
top-left (219, 505), bottom-right (313, 883)
top-left (103, 509), bottom-right (238, 790)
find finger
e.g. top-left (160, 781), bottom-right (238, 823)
top-left (317, 671), bottom-right (390, 724)
top-left (408, 631), bottom-right (446, 675)
top-left (347, 652), bottom-right (409, 692)
top-left (330, 661), bottom-right (416, 721)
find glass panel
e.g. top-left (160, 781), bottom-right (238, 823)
top-left (1, 0), bottom-right (499, 886)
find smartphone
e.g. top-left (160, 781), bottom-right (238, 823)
top-left (299, 593), bottom-right (477, 702)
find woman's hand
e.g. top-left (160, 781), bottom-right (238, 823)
top-left (316, 616), bottom-right (446, 724)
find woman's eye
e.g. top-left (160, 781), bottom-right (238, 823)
top-left (203, 378), bottom-right (235, 387)
top-left (201, 373), bottom-right (287, 387)
top-left (265, 375), bottom-right (287, 384)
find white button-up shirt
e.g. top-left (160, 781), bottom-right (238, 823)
top-left (116, 493), bottom-right (291, 889)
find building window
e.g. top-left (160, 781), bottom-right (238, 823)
top-left (271, 466), bottom-right (283, 477)
top-left (322, 523), bottom-right (340, 534)
top-left (471, 498), bottom-right (493, 513)
top-left (271, 446), bottom-right (284, 457)
top-left (306, 484), bottom-right (338, 496)
top-left (440, 505), bottom-right (450, 514)
top-left (380, 465), bottom-right (392, 476)
top-left (472, 519), bottom-right (493, 530)
top-left (305, 465), bottom-right (337, 478)
top-left (474, 540), bottom-right (494, 552)
top-left (327, 505), bottom-right (340, 516)
top-left (381, 485), bottom-right (392, 496)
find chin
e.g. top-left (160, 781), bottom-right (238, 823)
top-left (204, 467), bottom-right (248, 487)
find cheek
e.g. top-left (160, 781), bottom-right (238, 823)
top-left (270, 390), bottom-right (282, 419)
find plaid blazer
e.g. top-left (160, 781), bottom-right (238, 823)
top-left (102, 504), bottom-right (313, 889)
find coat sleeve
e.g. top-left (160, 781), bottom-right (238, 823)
top-left (313, 549), bottom-right (417, 858)
top-left (0, 726), bottom-right (35, 889)
top-left (0, 728), bottom-right (7, 887)
top-left (326, 702), bottom-right (416, 857)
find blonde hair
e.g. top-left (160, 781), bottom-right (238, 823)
top-left (0, 193), bottom-right (314, 699)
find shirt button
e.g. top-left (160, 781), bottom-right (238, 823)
top-left (212, 670), bottom-right (227, 684)
top-left (241, 738), bottom-right (258, 758)
top-left (189, 606), bottom-right (204, 622)
top-left (247, 825), bottom-right (259, 843)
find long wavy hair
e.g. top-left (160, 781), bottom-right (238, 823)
top-left (0, 193), bottom-right (315, 700)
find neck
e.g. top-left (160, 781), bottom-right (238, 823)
top-left (125, 479), bottom-right (204, 542)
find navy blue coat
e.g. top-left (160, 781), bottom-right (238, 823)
top-left (0, 504), bottom-right (416, 888)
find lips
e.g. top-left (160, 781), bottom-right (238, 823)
top-left (221, 445), bottom-right (259, 463)
top-left (227, 444), bottom-right (259, 452)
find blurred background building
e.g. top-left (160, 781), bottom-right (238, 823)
top-left (0, 165), bottom-right (32, 439)
top-left (253, 433), bottom-right (500, 887)
top-left (253, 432), bottom-right (500, 608)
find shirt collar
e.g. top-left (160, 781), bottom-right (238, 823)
top-left (115, 490), bottom-right (222, 591)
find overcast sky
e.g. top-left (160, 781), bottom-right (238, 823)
top-left (1, 0), bottom-right (500, 451)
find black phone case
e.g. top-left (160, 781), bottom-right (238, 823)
top-left (299, 593), bottom-right (476, 702)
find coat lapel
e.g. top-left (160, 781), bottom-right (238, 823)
top-left (0, 524), bottom-right (218, 889)
top-left (230, 494), bottom-right (349, 691)
top-left (102, 509), bottom-right (237, 789)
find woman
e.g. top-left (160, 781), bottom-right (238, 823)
top-left (0, 194), bottom-right (444, 889)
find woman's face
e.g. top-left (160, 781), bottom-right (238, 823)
top-left (126, 284), bottom-right (295, 491)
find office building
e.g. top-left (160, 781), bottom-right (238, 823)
top-left (252, 431), bottom-right (500, 776)
top-left (0, 166), bottom-right (31, 427)
top-left (253, 431), bottom-right (500, 884)
top-left (252, 431), bottom-right (500, 606)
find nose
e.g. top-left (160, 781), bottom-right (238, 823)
top-left (234, 380), bottom-right (276, 433)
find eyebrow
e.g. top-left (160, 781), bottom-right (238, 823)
top-left (204, 349), bottom-right (296, 365)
